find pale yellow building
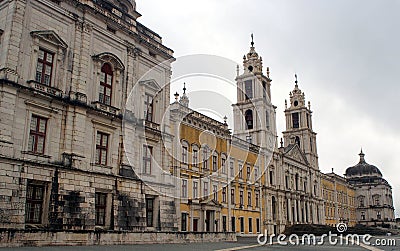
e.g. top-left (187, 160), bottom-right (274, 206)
top-left (322, 172), bottom-right (356, 227)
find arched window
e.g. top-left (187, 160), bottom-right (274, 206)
top-left (99, 63), bottom-right (113, 105)
top-left (295, 136), bottom-right (300, 147)
top-left (266, 111), bottom-right (270, 130)
top-left (245, 109), bottom-right (253, 129)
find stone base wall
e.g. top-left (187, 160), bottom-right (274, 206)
top-left (0, 230), bottom-right (237, 247)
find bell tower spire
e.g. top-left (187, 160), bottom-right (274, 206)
top-left (232, 35), bottom-right (277, 150)
top-left (282, 75), bottom-right (319, 170)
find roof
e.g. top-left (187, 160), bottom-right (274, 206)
top-left (345, 150), bottom-right (382, 178)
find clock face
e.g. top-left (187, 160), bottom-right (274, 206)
top-left (294, 101), bottom-right (299, 107)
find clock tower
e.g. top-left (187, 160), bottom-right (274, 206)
top-left (282, 75), bottom-right (319, 170)
top-left (232, 35), bottom-right (277, 150)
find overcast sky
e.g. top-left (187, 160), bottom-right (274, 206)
top-left (137, 0), bottom-right (400, 217)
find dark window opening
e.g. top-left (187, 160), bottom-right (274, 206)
top-left (248, 218), bottom-right (252, 232)
top-left (181, 213), bottom-right (187, 231)
top-left (295, 136), bottom-right (300, 148)
top-left (245, 109), bottom-right (253, 129)
top-left (26, 182), bottom-right (45, 223)
top-left (95, 192), bottom-right (107, 226)
top-left (144, 93), bottom-right (154, 122)
top-left (244, 80), bottom-right (253, 99)
top-left (146, 198), bottom-right (154, 227)
top-left (292, 112), bottom-right (299, 128)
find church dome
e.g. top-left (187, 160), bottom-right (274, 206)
top-left (345, 150), bottom-right (382, 178)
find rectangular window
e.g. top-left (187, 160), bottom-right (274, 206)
top-left (230, 161), bottom-right (234, 177)
top-left (240, 217), bottom-right (244, 233)
top-left (231, 217), bottom-right (236, 232)
top-left (248, 191), bottom-right (252, 207)
top-left (239, 190), bottom-right (244, 206)
top-left (182, 146), bottom-right (188, 164)
top-left (222, 216), bottom-right (227, 232)
top-left (99, 63), bottom-right (113, 105)
top-left (292, 112), bottom-right (299, 128)
top-left (244, 80), bottom-right (253, 99)
top-left (255, 192), bottom-right (259, 208)
top-left (248, 218), bottom-right (253, 233)
top-left (221, 158), bottom-right (226, 174)
top-left (203, 182), bottom-right (208, 198)
top-left (95, 192), bottom-right (107, 226)
top-left (247, 166), bottom-right (251, 180)
top-left (254, 167), bottom-right (258, 182)
top-left (231, 189), bottom-right (235, 205)
top-left (222, 187), bottom-right (227, 202)
top-left (181, 213), bottom-right (187, 231)
top-left (212, 155), bottom-right (217, 171)
top-left (182, 179), bottom-right (188, 198)
top-left (361, 212), bottom-right (365, 220)
top-left (144, 93), bottom-right (154, 122)
top-left (269, 170), bottom-right (274, 185)
top-left (146, 198), bottom-right (154, 227)
top-left (193, 181), bottom-right (198, 199)
top-left (203, 148), bottom-right (208, 170)
top-left (239, 165), bottom-right (243, 179)
top-left (95, 132), bottom-right (109, 165)
top-left (256, 218), bottom-right (260, 233)
top-left (143, 145), bottom-right (152, 174)
top-left (28, 115), bottom-right (47, 154)
top-left (35, 48), bottom-right (54, 86)
top-left (25, 182), bottom-right (45, 223)
top-left (213, 185), bottom-right (218, 201)
top-left (285, 176), bottom-right (289, 189)
top-left (192, 149), bottom-right (198, 167)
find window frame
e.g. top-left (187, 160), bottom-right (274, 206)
top-left (142, 145), bottom-right (153, 174)
top-left (95, 192), bottom-right (107, 226)
top-left (25, 182), bottom-right (46, 224)
top-left (28, 115), bottom-right (48, 155)
top-left (146, 198), bottom-right (154, 227)
top-left (99, 63), bottom-right (113, 106)
top-left (95, 131), bottom-right (109, 166)
top-left (35, 48), bottom-right (54, 86)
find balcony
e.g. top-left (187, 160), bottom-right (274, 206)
top-left (28, 80), bottom-right (62, 97)
top-left (92, 101), bottom-right (120, 116)
top-left (145, 120), bottom-right (160, 131)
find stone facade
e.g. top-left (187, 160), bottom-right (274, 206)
top-left (0, 0), bottom-right (395, 246)
top-left (0, 0), bottom-right (177, 232)
top-left (345, 151), bottom-right (395, 228)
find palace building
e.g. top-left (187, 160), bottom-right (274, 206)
top-left (321, 171), bottom-right (357, 227)
top-left (0, 0), bottom-right (178, 231)
top-left (345, 151), bottom-right (395, 228)
top-left (0, 0), bottom-right (396, 244)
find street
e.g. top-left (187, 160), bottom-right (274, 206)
top-left (1, 236), bottom-right (399, 251)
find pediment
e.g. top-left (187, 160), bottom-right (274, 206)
top-left (284, 144), bottom-right (309, 165)
top-left (92, 52), bottom-right (125, 71)
top-left (200, 198), bottom-right (222, 207)
top-left (139, 79), bottom-right (161, 92)
top-left (30, 30), bottom-right (67, 49)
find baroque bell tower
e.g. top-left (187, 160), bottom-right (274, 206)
top-left (282, 75), bottom-right (319, 169)
top-left (232, 35), bottom-right (276, 150)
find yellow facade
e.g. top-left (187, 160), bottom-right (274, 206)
top-left (322, 173), bottom-right (357, 227)
top-left (172, 105), bottom-right (263, 235)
